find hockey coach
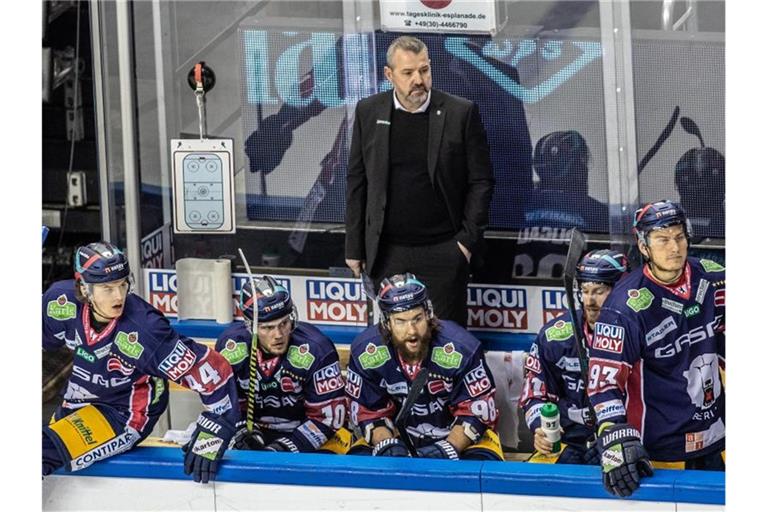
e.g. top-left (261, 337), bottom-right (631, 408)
top-left (344, 35), bottom-right (494, 326)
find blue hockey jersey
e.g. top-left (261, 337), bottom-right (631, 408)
top-left (215, 322), bottom-right (347, 452)
top-left (42, 280), bottom-right (239, 433)
top-left (347, 320), bottom-right (497, 448)
top-left (587, 258), bottom-right (725, 461)
top-left (520, 309), bottom-right (594, 446)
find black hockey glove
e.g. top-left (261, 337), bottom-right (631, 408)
top-left (371, 438), bottom-right (411, 457)
top-left (416, 440), bottom-right (460, 460)
top-left (583, 444), bottom-right (601, 466)
top-left (264, 437), bottom-right (300, 453)
top-left (183, 412), bottom-right (237, 484)
top-left (584, 409), bottom-right (597, 429)
top-left (597, 423), bottom-right (654, 497)
top-left (230, 421), bottom-right (265, 451)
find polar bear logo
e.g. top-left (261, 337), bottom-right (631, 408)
top-left (683, 353), bottom-right (721, 410)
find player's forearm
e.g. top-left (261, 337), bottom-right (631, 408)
top-left (371, 425), bottom-right (396, 445)
top-left (445, 424), bottom-right (473, 452)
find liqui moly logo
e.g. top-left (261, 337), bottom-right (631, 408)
top-left (306, 279), bottom-right (366, 325)
top-left (463, 363), bottom-right (492, 397)
top-left (140, 225), bottom-right (165, 268)
top-left (466, 285), bottom-right (528, 331)
top-left (145, 269), bottom-right (178, 316)
top-left (593, 323), bottom-right (625, 354)
top-left (541, 289), bottom-right (567, 324)
top-left (313, 362), bottom-right (344, 395)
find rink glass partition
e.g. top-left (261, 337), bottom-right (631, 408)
top-left (89, 0), bottom-right (724, 285)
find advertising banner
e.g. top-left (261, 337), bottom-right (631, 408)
top-left (144, 269), bottom-right (568, 333)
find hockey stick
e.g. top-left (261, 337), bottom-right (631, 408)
top-left (360, 270), bottom-right (376, 327)
top-left (286, 117), bottom-right (347, 255)
top-left (238, 248), bottom-right (260, 433)
top-left (562, 228), bottom-right (598, 427)
top-left (638, 106), bottom-right (680, 173)
top-left (680, 116), bottom-right (706, 148)
top-left (394, 363), bottom-right (430, 457)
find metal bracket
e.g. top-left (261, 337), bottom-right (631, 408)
top-left (67, 170), bottom-right (87, 207)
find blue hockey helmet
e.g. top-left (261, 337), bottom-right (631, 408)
top-left (633, 200), bottom-right (691, 245)
top-left (533, 130), bottom-right (590, 192)
top-left (377, 272), bottom-right (433, 322)
top-left (576, 249), bottom-right (628, 287)
top-left (74, 242), bottom-right (130, 284)
top-left (240, 275), bottom-right (295, 323)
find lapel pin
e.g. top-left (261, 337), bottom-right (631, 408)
top-left (437, 110), bottom-right (442, 116)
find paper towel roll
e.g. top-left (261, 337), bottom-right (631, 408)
top-left (176, 258), bottom-right (234, 324)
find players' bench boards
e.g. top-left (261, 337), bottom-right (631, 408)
top-left (44, 447), bottom-right (724, 510)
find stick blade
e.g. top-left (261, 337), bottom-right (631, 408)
top-left (563, 228), bottom-right (587, 312)
top-left (360, 272), bottom-right (376, 300)
top-left (360, 272), bottom-right (376, 327)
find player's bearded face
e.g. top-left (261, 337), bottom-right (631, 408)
top-left (89, 279), bottom-right (129, 322)
top-left (580, 282), bottom-right (611, 330)
top-left (257, 314), bottom-right (293, 356)
top-left (388, 306), bottom-right (431, 362)
top-left (384, 49), bottom-right (432, 112)
top-left (641, 224), bottom-right (688, 281)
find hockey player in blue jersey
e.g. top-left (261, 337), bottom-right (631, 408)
top-left (521, 249), bottom-right (628, 465)
top-left (346, 273), bottom-right (503, 460)
top-left (216, 275), bottom-right (349, 454)
top-left (42, 242), bottom-right (240, 483)
top-left (588, 200), bottom-right (725, 497)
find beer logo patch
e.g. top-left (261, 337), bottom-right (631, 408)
top-left (626, 288), bottom-right (653, 312)
top-left (545, 320), bottom-right (574, 342)
top-left (47, 294), bottom-right (77, 321)
top-left (431, 343), bottom-right (463, 369)
top-left (220, 339), bottom-right (249, 365)
top-left (358, 343), bottom-right (391, 370)
top-left (700, 259), bottom-right (725, 273)
top-left (287, 344), bottom-right (315, 370)
top-left (115, 331), bottom-right (144, 359)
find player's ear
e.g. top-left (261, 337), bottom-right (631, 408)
top-left (384, 66), bottom-right (393, 83)
top-left (638, 240), bottom-right (650, 259)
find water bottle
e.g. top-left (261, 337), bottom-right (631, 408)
top-left (540, 403), bottom-right (561, 453)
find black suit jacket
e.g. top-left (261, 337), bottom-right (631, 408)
top-left (345, 89), bottom-right (494, 270)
